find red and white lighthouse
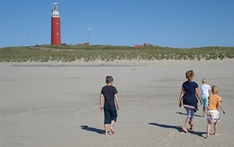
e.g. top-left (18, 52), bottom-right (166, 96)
top-left (51, 3), bottom-right (61, 45)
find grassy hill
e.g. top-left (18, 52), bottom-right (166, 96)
top-left (0, 45), bottom-right (234, 62)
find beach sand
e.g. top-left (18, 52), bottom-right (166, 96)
top-left (1, 59), bottom-right (234, 147)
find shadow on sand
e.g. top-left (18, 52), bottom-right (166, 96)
top-left (148, 123), bottom-right (206, 138)
top-left (148, 123), bottom-right (181, 132)
top-left (80, 125), bottom-right (104, 135)
top-left (176, 112), bottom-right (203, 117)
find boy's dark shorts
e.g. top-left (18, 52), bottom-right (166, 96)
top-left (104, 105), bottom-right (117, 124)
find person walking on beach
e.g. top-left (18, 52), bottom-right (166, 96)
top-left (206, 85), bottom-right (226, 139)
top-left (200, 78), bottom-right (211, 117)
top-left (100, 76), bottom-right (120, 135)
top-left (178, 70), bottom-right (203, 133)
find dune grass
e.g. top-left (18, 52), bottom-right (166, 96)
top-left (0, 45), bottom-right (233, 62)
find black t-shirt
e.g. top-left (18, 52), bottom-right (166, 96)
top-left (101, 85), bottom-right (118, 107)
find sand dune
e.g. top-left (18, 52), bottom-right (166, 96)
top-left (1, 59), bottom-right (234, 147)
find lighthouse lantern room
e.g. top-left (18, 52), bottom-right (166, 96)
top-left (51, 3), bottom-right (61, 45)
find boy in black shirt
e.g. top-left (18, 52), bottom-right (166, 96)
top-left (100, 76), bottom-right (120, 135)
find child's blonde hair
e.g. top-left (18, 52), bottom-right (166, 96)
top-left (212, 85), bottom-right (219, 94)
top-left (202, 78), bottom-right (208, 84)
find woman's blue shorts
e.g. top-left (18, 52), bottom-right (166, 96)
top-left (185, 107), bottom-right (195, 121)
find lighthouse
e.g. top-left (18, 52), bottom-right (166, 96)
top-left (51, 3), bottom-right (61, 45)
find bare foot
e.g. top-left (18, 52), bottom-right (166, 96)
top-left (104, 131), bottom-right (109, 136)
top-left (110, 128), bottom-right (115, 135)
top-left (214, 133), bottom-right (220, 136)
top-left (182, 128), bottom-right (188, 133)
top-left (205, 134), bottom-right (209, 139)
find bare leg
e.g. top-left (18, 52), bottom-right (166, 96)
top-left (104, 124), bottom-right (109, 135)
top-left (214, 122), bottom-right (219, 135)
top-left (189, 120), bottom-right (193, 130)
top-left (203, 107), bottom-right (207, 117)
top-left (182, 117), bottom-right (189, 133)
top-left (206, 120), bottom-right (211, 139)
top-left (203, 107), bottom-right (205, 117)
top-left (110, 120), bottom-right (115, 134)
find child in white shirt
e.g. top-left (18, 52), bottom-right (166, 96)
top-left (200, 78), bottom-right (211, 117)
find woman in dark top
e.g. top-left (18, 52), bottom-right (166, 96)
top-left (178, 70), bottom-right (203, 133)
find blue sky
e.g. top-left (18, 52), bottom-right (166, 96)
top-left (1, 0), bottom-right (234, 48)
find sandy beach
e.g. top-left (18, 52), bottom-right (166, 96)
top-left (1, 59), bottom-right (234, 147)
